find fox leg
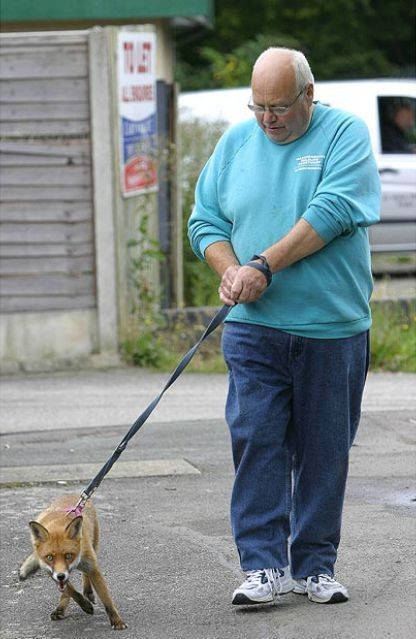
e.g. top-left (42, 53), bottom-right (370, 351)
top-left (51, 585), bottom-right (72, 621)
top-left (69, 583), bottom-right (95, 615)
top-left (88, 568), bottom-right (127, 630)
top-left (51, 582), bottom-right (94, 620)
top-left (82, 573), bottom-right (96, 604)
top-left (19, 553), bottom-right (40, 580)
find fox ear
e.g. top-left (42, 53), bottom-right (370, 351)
top-left (29, 521), bottom-right (49, 543)
top-left (65, 515), bottom-right (83, 540)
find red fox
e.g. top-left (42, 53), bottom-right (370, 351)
top-left (19, 494), bottom-right (127, 630)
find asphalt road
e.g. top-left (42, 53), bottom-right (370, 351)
top-left (0, 369), bottom-right (415, 639)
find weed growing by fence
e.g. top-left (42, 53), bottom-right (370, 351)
top-left (370, 301), bottom-right (415, 372)
top-left (121, 212), bottom-right (168, 368)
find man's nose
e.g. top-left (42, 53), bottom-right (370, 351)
top-left (262, 108), bottom-right (278, 122)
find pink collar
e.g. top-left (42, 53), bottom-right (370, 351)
top-left (64, 504), bottom-right (85, 517)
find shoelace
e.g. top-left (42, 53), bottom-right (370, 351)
top-left (313, 574), bottom-right (339, 587)
top-left (245, 570), bottom-right (264, 583)
top-left (265, 568), bottom-right (283, 600)
top-left (246, 569), bottom-right (283, 601)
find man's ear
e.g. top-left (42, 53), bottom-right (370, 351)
top-left (65, 516), bottom-right (83, 540)
top-left (305, 83), bottom-right (314, 104)
top-left (29, 521), bottom-right (49, 543)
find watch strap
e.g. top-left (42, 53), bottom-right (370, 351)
top-left (246, 254), bottom-right (272, 286)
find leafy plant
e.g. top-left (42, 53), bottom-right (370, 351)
top-left (370, 301), bottom-right (416, 372)
top-left (121, 213), bottom-right (167, 368)
top-left (127, 213), bottom-right (166, 313)
top-left (121, 329), bottom-right (168, 368)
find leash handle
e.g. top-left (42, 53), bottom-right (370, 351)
top-left (79, 305), bottom-right (231, 503)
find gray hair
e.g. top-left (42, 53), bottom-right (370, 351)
top-left (253, 47), bottom-right (315, 90)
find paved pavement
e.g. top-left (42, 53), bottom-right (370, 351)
top-left (0, 368), bottom-right (415, 639)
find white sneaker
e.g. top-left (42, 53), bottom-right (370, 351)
top-left (232, 567), bottom-right (294, 605)
top-left (293, 577), bottom-right (307, 595)
top-left (293, 574), bottom-right (349, 603)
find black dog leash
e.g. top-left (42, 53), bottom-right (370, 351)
top-left (70, 304), bottom-right (231, 515)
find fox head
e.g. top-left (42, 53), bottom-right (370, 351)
top-left (29, 516), bottom-right (83, 592)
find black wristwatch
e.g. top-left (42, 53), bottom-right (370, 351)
top-left (246, 254), bottom-right (273, 287)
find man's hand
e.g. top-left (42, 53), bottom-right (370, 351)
top-left (205, 241), bottom-right (272, 306)
top-left (219, 264), bottom-right (268, 305)
top-left (218, 264), bottom-right (239, 305)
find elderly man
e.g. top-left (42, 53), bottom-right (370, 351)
top-left (188, 47), bottom-right (381, 606)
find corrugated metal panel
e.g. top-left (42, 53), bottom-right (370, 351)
top-left (0, 32), bottom-right (96, 313)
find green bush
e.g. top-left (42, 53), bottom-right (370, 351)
top-left (121, 330), bottom-right (168, 369)
top-left (370, 301), bottom-right (415, 372)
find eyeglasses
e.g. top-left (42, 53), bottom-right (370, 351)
top-left (248, 88), bottom-right (305, 116)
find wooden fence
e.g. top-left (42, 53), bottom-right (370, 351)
top-left (0, 32), bottom-right (96, 313)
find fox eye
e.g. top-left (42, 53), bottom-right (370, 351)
top-left (65, 553), bottom-right (73, 561)
top-left (45, 554), bottom-right (53, 562)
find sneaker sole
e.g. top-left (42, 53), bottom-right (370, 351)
top-left (232, 593), bottom-right (274, 606)
top-left (232, 586), bottom-right (294, 606)
top-left (308, 591), bottom-right (349, 604)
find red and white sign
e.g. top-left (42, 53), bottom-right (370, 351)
top-left (117, 31), bottom-right (158, 196)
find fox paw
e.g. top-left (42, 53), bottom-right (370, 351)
top-left (18, 555), bottom-right (39, 581)
top-left (51, 608), bottom-right (65, 621)
top-left (80, 599), bottom-right (94, 615)
top-left (111, 618), bottom-right (128, 630)
top-left (18, 563), bottom-right (35, 580)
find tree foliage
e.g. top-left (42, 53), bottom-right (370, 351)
top-left (174, 0), bottom-right (415, 90)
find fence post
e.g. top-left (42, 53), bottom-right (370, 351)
top-left (88, 27), bottom-right (119, 358)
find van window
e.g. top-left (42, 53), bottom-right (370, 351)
top-left (378, 96), bottom-right (416, 154)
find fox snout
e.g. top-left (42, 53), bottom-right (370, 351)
top-left (46, 558), bottom-right (77, 591)
top-left (54, 571), bottom-right (69, 592)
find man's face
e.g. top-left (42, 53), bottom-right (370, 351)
top-left (396, 106), bottom-right (414, 132)
top-left (251, 75), bottom-right (314, 145)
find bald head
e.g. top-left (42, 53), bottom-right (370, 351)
top-left (252, 47), bottom-right (314, 94)
top-left (253, 48), bottom-right (295, 83)
top-left (249, 47), bottom-right (315, 145)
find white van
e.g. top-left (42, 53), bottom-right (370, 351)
top-left (179, 79), bottom-right (416, 253)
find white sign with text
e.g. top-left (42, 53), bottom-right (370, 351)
top-left (117, 31), bottom-right (158, 196)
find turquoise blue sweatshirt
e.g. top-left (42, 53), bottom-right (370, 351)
top-left (188, 102), bottom-right (381, 338)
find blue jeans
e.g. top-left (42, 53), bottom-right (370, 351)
top-left (221, 322), bottom-right (369, 579)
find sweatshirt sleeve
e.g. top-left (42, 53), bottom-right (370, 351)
top-left (302, 115), bottom-right (381, 243)
top-left (188, 133), bottom-right (234, 261)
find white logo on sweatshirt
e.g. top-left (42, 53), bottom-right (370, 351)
top-left (295, 155), bottom-right (325, 172)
